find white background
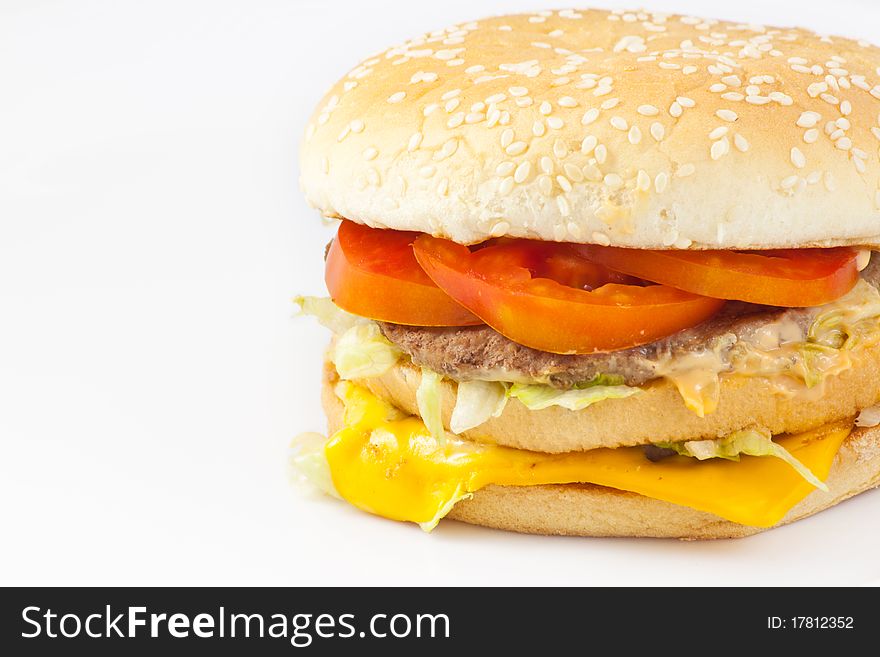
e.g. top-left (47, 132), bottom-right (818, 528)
top-left (2, 0), bottom-right (880, 586)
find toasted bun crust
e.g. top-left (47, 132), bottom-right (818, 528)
top-left (301, 9), bottom-right (880, 250)
top-left (322, 371), bottom-right (880, 539)
top-left (360, 348), bottom-right (880, 452)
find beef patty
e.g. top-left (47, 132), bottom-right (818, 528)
top-left (380, 254), bottom-right (879, 389)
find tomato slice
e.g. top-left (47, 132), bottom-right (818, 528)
top-left (325, 221), bottom-right (481, 326)
top-left (576, 246), bottom-right (859, 307)
top-left (413, 236), bottom-right (725, 354)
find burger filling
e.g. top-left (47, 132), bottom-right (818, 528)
top-left (293, 220), bottom-right (880, 531)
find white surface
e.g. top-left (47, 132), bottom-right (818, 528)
top-left (1, 0), bottom-right (879, 587)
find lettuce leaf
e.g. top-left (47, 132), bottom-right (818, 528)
top-left (416, 367), bottom-right (446, 446)
top-left (659, 428), bottom-right (829, 491)
top-left (332, 323), bottom-right (401, 380)
top-left (293, 295), bottom-right (363, 334)
top-left (289, 432), bottom-right (340, 499)
top-left (856, 404), bottom-right (880, 428)
top-left (509, 381), bottom-right (640, 411)
top-left (450, 380), bottom-right (508, 434)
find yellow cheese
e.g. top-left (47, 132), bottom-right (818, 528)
top-left (325, 382), bottom-right (851, 530)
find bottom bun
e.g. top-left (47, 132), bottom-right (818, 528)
top-left (321, 370), bottom-right (880, 539)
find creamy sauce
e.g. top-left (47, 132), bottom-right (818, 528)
top-left (651, 281), bottom-right (880, 415)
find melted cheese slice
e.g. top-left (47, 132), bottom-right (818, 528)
top-left (325, 383), bottom-right (851, 530)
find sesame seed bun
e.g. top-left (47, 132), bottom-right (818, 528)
top-left (300, 8), bottom-right (880, 249)
top-left (358, 350), bottom-right (880, 452)
top-left (321, 371), bottom-right (880, 538)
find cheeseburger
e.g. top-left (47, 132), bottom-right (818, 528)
top-left (293, 8), bottom-right (880, 538)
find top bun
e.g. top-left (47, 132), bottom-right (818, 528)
top-left (300, 8), bottom-right (880, 249)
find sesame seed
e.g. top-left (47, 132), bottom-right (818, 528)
top-left (538, 175), bottom-right (553, 196)
top-left (836, 137), bottom-right (852, 150)
top-left (836, 118), bottom-right (851, 130)
top-left (555, 175), bottom-right (572, 192)
top-left (600, 98), bottom-right (620, 111)
top-left (553, 139), bottom-right (568, 158)
top-left (445, 98), bottom-right (460, 113)
top-left (637, 104), bottom-right (659, 116)
top-left (580, 135), bottom-right (597, 154)
top-left (669, 102), bottom-right (683, 118)
top-left (650, 122), bottom-right (665, 141)
top-left (592, 231), bottom-right (612, 246)
top-left (387, 92), bottom-right (406, 103)
top-left (540, 156), bottom-right (554, 174)
top-left (677, 96), bottom-right (695, 108)
top-left (539, 101), bottom-right (552, 115)
top-left (721, 75), bottom-right (742, 87)
top-left (362, 147), bottom-right (378, 161)
top-left (423, 103), bottom-right (439, 116)
top-left (807, 171), bottom-right (822, 185)
top-left (337, 125), bottom-right (350, 142)
top-left (488, 220), bottom-right (509, 237)
top-left (584, 164), bottom-right (602, 181)
top-left (506, 141), bottom-right (527, 156)
top-left (604, 173), bottom-right (623, 190)
top-left (486, 93), bottom-right (506, 105)
top-left (532, 120), bottom-right (545, 137)
top-left (419, 165), bottom-right (436, 179)
top-left (509, 86), bottom-right (529, 97)
top-left (721, 92), bottom-right (744, 101)
top-left (711, 137), bottom-right (729, 160)
top-left (594, 144), bottom-right (608, 164)
top-left (841, 100), bottom-right (852, 115)
top-left (499, 176), bottom-right (515, 195)
top-left (797, 111), bottom-right (821, 128)
top-left (636, 169), bottom-right (650, 191)
top-left (854, 157), bottom-right (866, 173)
top-left (871, 127), bottom-right (880, 141)
top-left (628, 125), bottom-right (642, 144)
top-left (791, 147), bottom-right (806, 169)
top-left (501, 129), bottom-right (514, 149)
top-left (830, 128), bottom-right (845, 140)
top-left (820, 93), bottom-right (839, 105)
top-left (769, 92), bottom-right (793, 105)
top-left (547, 116), bottom-right (564, 130)
top-left (780, 175), bottom-right (799, 189)
top-left (557, 196), bottom-right (571, 217)
top-left (683, 65), bottom-right (698, 75)
top-left (654, 172), bottom-right (669, 192)
top-left (581, 108), bottom-right (600, 125)
top-left (807, 82), bottom-right (828, 97)
top-left (610, 116), bottom-right (628, 130)
top-left (745, 95), bottom-right (770, 105)
top-left (317, 113), bottom-right (330, 126)
top-left (447, 112), bottom-right (464, 128)
top-left (803, 129), bottom-right (819, 144)
top-left (825, 171), bottom-right (836, 191)
top-left (709, 83), bottom-right (727, 93)
top-left (407, 132), bottom-right (423, 152)
top-left (558, 96), bottom-right (578, 108)
top-left (676, 163), bottom-right (696, 178)
top-left (496, 161), bottom-right (515, 177)
top-left (709, 126), bottom-right (729, 140)
top-left (716, 109), bottom-right (738, 122)
top-left (564, 163), bottom-right (584, 183)
top-left (514, 161), bottom-right (532, 184)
